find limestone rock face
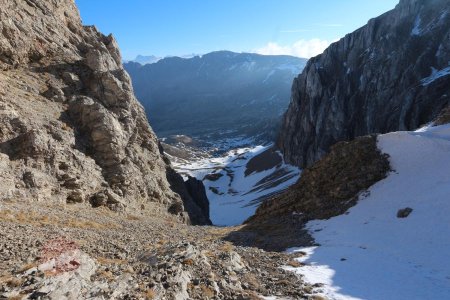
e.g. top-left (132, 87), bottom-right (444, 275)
top-left (0, 0), bottom-right (209, 223)
top-left (279, 0), bottom-right (450, 167)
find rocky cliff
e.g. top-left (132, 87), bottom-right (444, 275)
top-left (0, 0), bottom-right (209, 224)
top-left (279, 0), bottom-right (450, 167)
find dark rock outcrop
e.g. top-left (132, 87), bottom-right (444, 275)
top-left (279, 0), bottom-right (450, 168)
top-left (434, 104), bottom-right (450, 125)
top-left (244, 147), bottom-right (282, 177)
top-left (232, 135), bottom-right (390, 251)
top-left (397, 207), bottom-right (413, 218)
top-left (185, 176), bottom-right (211, 224)
top-left (0, 0), bottom-right (210, 223)
top-left (165, 169), bottom-right (212, 225)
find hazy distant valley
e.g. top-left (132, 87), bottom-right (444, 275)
top-left (125, 51), bottom-right (307, 143)
top-left (126, 51), bottom-right (307, 225)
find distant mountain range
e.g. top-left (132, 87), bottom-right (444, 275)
top-left (124, 51), bottom-right (307, 143)
top-left (126, 55), bottom-right (161, 65)
top-left (125, 54), bottom-right (200, 65)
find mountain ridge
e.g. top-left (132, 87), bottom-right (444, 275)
top-left (0, 0), bottom-right (210, 225)
top-left (278, 0), bottom-right (450, 167)
top-left (125, 51), bottom-right (307, 142)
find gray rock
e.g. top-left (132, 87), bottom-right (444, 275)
top-left (166, 168), bottom-right (212, 225)
top-left (37, 251), bottom-right (97, 300)
top-left (66, 190), bottom-right (84, 203)
top-left (279, 0), bottom-right (450, 168)
top-left (224, 251), bottom-right (246, 273)
top-left (0, 0), bottom-right (209, 223)
top-left (397, 207), bottom-right (413, 218)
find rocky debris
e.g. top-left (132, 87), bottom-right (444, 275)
top-left (0, 202), bottom-right (309, 299)
top-left (2, 250), bottom-right (97, 300)
top-left (162, 141), bottom-right (206, 161)
top-left (0, 0), bottom-right (210, 223)
top-left (397, 207), bottom-right (413, 218)
top-left (226, 215), bottom-right (313, 253)
top-left (434, 104), bottom-right (450, 126)
top-left (278, 0), bottom-right (450, 168)
top-left (234, 135), bottom-right (390, 251)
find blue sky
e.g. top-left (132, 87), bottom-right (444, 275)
top-left (75, 0), bottom-right (399, 60)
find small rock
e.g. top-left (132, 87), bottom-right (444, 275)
top-left (397, 207), bottom-right (413, 218)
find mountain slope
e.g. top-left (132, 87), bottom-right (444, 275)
top-left (279, 0), bottom-right (450, 167)
top-left (234, 134), bottom-right (390, 251)
top-left (170, 145), bottom-right (300, 226)
top-left (286, 124), bottom-right (450, 299)
top-left (0, 0), bottom-right (209, 224)
top-left (125, 51), bottom-right (307, 141)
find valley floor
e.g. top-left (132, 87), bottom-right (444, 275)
top-left (171, 144), bottom-right (300, 226)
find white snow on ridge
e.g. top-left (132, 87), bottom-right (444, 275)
top-left (421, 66), bottom-right (450, 86)
top-left (285, 124), bottom-right (450, 300)
top-left (276, 63), bottom-right (304, 74)
top-left (263, 70), bottom-right (276, 83)
top-left (173, 145), bottom-right (300, 226)
top-left (411, 10), bottom-right (448, 38)
top-left (411, 15), bottom-right (422, 36)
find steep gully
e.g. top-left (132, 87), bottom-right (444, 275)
top-left (161, 0), bottom-right (450, 230)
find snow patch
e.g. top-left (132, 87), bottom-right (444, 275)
top-left (411, 15), bottom-right (422, 36)
top-left (172, 145), bottom-right (300, 226)
top-left (263, 70), bottom-right (276, 83)
top-left (284, 124), bottom-right (450, 299)
top-left (241, 61), bottom-right (256, 71)
top-left (228, 64), bottom-right (238, 71)
top-left (276, 63), bottom-right (304, 74)
top-left (421, 66), bottom-right (450, 86)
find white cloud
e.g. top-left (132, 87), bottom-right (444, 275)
top-left (255, 39), bottom-right (332, 58)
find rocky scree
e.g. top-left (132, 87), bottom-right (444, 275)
top-left (0, 202), bottom-right (313, 299)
